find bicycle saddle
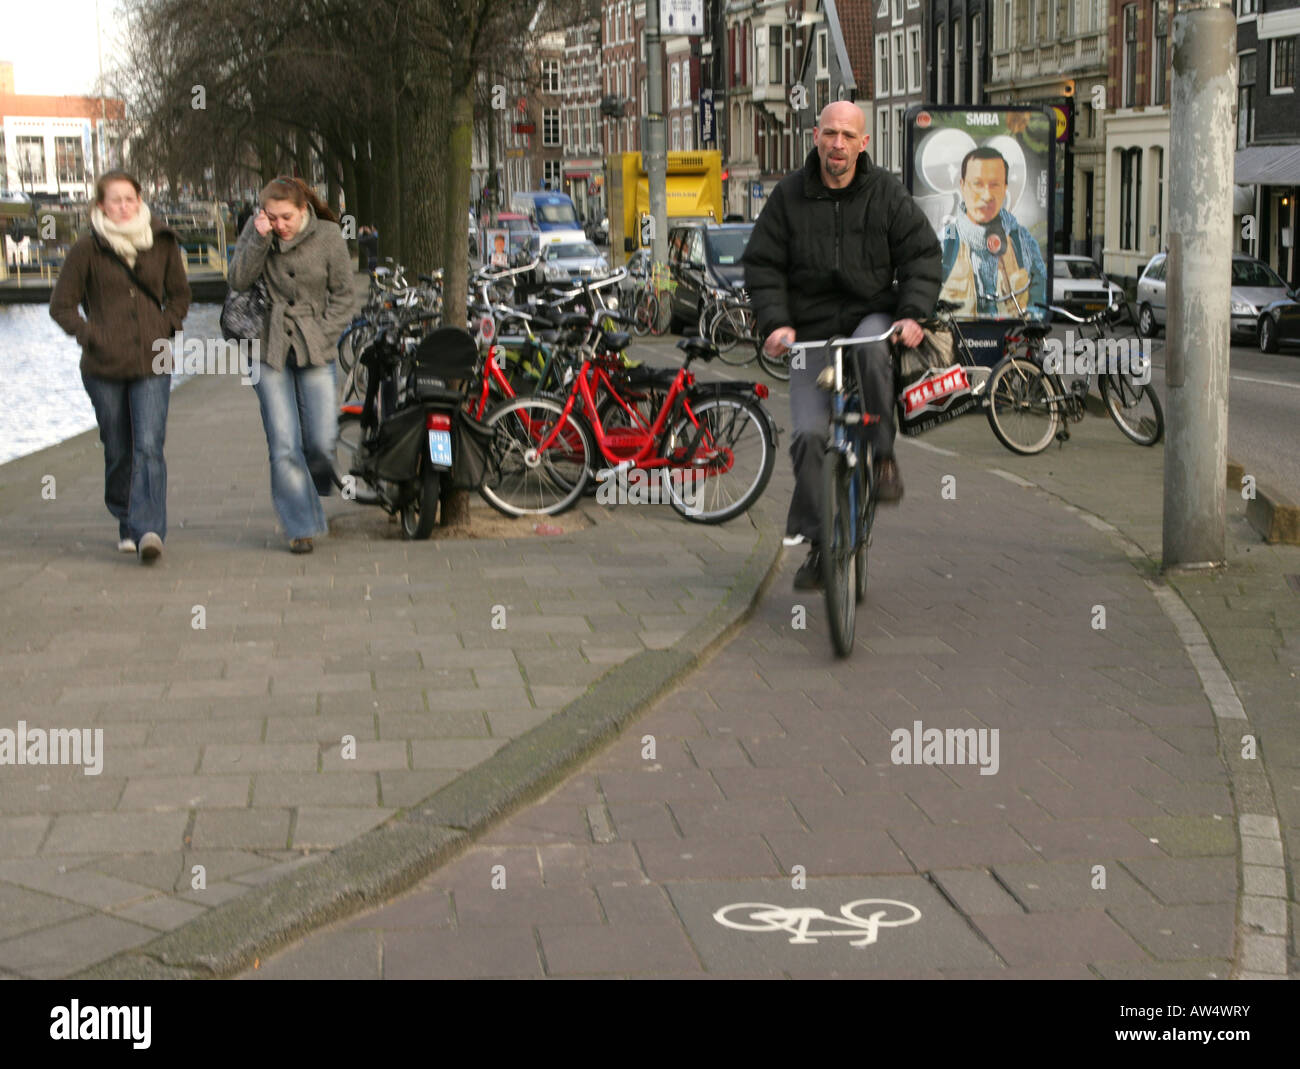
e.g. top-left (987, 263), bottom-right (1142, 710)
top-left (1019, 322), bottom-right (1050, 338)
top-left (600, 331), bottom-right (631, 352)
top-left (934, 298), bottom-right (961, 313)
top-left (621, 365), bottom-right (679, 389)
top-left (676, 336), bottom-right (718, 361)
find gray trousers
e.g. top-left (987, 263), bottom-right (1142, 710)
top-left (786, 312), bottom-right (895, 545)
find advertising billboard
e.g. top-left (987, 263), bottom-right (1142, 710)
top-left (905, 106), bottom-right (1056, 336)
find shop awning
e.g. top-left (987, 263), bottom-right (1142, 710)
top-left (1235, 145), bottom-right (1300, 186)
top-left (566, 172), bottom-right (590, 180)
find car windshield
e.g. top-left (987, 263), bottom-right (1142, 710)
top-left (537, 202), bottom-right (580, 225)
top-left (1232, 259), bottom-right (1287, 288)
top-left (1057, 259), bottom-right (1102, 280)
top-left (709, 229), bottom-right (752, 265)
top-left (549, 243), bottom-right (598, 259)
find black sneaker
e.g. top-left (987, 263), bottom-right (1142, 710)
top-left (793, 546), bottom-right (823, 591)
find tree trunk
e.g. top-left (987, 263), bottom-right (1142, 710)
top-left (437, 82), bottom-right (478, 530)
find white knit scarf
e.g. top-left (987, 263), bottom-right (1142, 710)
top-left (91, 203), bottom-right (154, 267)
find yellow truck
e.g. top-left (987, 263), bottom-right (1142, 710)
top-left (606, 150), bottom-right (723, 263)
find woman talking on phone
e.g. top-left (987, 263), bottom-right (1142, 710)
top-left (229, 176), bottom-right (359, 553)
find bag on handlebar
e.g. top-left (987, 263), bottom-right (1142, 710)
top-left (895, 323), bottom-right (976, 437)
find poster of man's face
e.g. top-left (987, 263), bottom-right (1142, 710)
top-left (487, 229), bottom-right (508, 267)
top-left (906, 107), bottom-right (1055, 323)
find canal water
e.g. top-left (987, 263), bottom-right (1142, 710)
top-left (0, 303), bottom-right (224, 465)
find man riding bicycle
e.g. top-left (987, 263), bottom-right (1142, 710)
top-left (742, 101), bottom-right (941, 590)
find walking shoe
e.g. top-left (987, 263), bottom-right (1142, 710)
top-left (782, 533), bottom-right (807, 547)
top-left (117, 538), bottom-right (137, 554)
top-left (793, 546), bottom-right (823, 591)
top-left (290, 538), bottom-right (314, 554)
top-left (138, 532), bottom-right (163, 564)
top-left (874, 457), bottom-right (904, 504)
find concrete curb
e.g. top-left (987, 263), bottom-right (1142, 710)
top-left (1227, 458), bottom-right (1300, 546)
top-left (70, 509), bottom-right (785, 979)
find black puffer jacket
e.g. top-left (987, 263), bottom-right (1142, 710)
top-left (742, 148), bottom-right (942, 341)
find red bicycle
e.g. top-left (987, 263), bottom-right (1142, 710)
top-left (477, 335), bottom-right (778, 524)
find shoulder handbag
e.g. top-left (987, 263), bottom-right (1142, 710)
top-left (220, 276), bottom-right (269, 342)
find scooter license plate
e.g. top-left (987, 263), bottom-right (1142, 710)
top-left (429, 429), bottom-right (452, 467)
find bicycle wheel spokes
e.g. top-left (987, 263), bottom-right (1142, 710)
top-left (986, 358), bottom-right (1060, 455)
top-left (821, 448), bottom-right (856, 657)
top-left (712, 306), bottom-right (757, 364)
top-left (662, 396), bottom-right (775, 523)
top-left (1103, 374), bottom-right (1164, 446)
top-left (479, 396), bottom-right (592, 517)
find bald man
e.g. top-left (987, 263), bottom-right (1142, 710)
top-left (743, 101), bottom-right (942, 591)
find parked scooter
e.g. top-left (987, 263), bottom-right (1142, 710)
top-left (333, 318), bottom-right (481, 539)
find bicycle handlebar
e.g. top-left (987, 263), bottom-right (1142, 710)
top-left (786, 328), bottom-right (901, 353)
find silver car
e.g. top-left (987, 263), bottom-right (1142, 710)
top-left (1052, 255), bottom-right (1123, 318)
top-left (534, 240), bottom-right (610, 285)
top-left (1136, 253), bottom-right (1296, 340)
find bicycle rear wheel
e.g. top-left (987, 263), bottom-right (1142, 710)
top-left (632, 292), bottom-right (657, 337)
top-left (986, 358), bottom-right (1060, 455)
top-left (478, 395), bottom-right (593, 517)
top-left (661, 395), bottom-right (775, 523)
top-left (1101, 374), bottom-right (1164, 446)
top-left (821, 447), bottom-right (856, 657)
top-left (756, 344), bottom-right (792, 381)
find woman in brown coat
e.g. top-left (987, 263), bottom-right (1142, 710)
top-left (50, 171), bottom-right (191, 563)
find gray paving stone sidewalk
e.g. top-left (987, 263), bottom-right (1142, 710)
top-left (241, 393), bottom-right (1297, 979)
top-left (0, 336), bottom-right (781, 978)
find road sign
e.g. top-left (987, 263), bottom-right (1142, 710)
top-left (751, 182), bottom-right (764, 199)
top-left (1052, 106), bottom-right (1068, 142)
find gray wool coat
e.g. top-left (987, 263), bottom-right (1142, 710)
top-left (228, 207), bottom-right (360, 372)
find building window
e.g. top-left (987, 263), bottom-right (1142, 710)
top-left (641, 79), bottom-right (647, 115)
top-left (1123, 5), bottom-right (1138, 107)
top-left (971, 15), bottom-right (983, 105)
top-left (55, 136), bottom-right (86, 185)
top-left (769, 26), bottom-right (782, 84)
top-left (543, 159), bottom-right (562, 189)
top-left (1273, 37), bottom-right (1296, 92)
top-left (996, 0), bottom-right (1011, 50)
top-left (892, 0), bottom-right (904, 23)
top-left (936, 23), bottom-right (946, 104)
top-left (1237, 0), bottom-right (1256, 15)
top-left (543, 60), bottom-right (560, 94)
top-left (683, 113), bottom-right (693, 150)
top-left (953, 21), bottom-right (965, 105)
top-left (681, 62), bottom-right (690, 100)
top-left (877, 35), bottom-right (891, 95)
top-left (1151, 1), bottom-right (1168, 107)
top-left (1119, 147), bottom-right (1142, 250)
top-left (543, 108), bottom-right (560, 147)
top-left (817, 29), bottom-right (828, 73)
top-left (908, 27), bottom-right (922, 93)
top-left (671, 62), bottom-right (680, 107)
top-left (1029, 0), bottom-right (1038, 43)
top-left (893, 104), bottom-right (905, 174)
top-left (671, 117), bottom-right (681, 151)
top-left (816, 78), bottom-right (830, 113)
top-left (1047, 0), bottom-right (1056, 41)
top-left (1152, 147), bottom-right (1164, 252)
top-left (1084, 0), bottom-right (1101, 33)
top-left (893, 31), bottom-right (906, 95)
top-left (1238, 51), bottom-right (1256, 148)
top-left (877, 109), bottom-right (891, 170)
top-left (15, 136), bottom-right (45, 188)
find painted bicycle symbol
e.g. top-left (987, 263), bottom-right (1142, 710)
top-left (712, 899), bottom-right (922, 948)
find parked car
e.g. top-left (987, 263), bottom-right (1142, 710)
top-left (532, 240), bottom-right (609, 286)
top-left (1136, 252), bottom-right (1296, 340)
top-left (666, 222), bottom-right (754, 333)
top-left (1257, 298), bottom-right (1300, 353)
top-left (1052, 255), bottom-right (1123, 318)
top-left (586, 215), bottom-right (609, 246)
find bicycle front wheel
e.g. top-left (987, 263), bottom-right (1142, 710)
top-left (1101, 374), bottom-right (1164, 446)
top-left (711, 306), bottom-right (757, 363)
top-left (855, 444), bottom-right (874, 604)
top-left (821, 447), bottom-right (856, 657)
top-left (986, 358), bottom-right (1060, 455)
top-left (479, 395), bottom-right (593, 517)
top-left (756, 343), bottom-right (792, 381)
top-left (661, 396), bottom-right (775, 524)
top-left (631, 293), bottom-right (657, 337)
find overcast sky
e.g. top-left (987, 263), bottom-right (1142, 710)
top-left (4, 0), bottom-right (128, 97)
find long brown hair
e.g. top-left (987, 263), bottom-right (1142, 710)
top-left (259, 175), bottom-right (337, 224)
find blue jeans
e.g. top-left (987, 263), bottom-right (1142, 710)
top-left (81, 372), bottom-right (170, 542)
top-left (252, 360), bottom-right (337, 540)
